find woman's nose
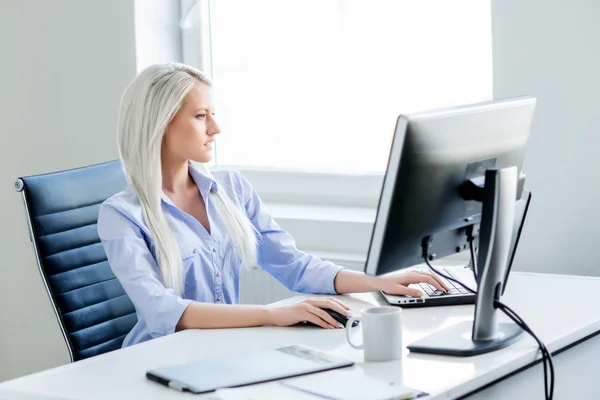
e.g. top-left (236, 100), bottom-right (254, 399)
top-left (208, 118), bottom-right (221, 135)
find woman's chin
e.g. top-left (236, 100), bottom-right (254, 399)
top-left (190, 154), bottom-right (213, 164)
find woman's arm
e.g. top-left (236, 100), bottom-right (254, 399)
top-left (235, 171), bottom-right (343, 294)
top-left (334, 269), bottom-right (449, 297)
top-left (333, 269), bottom-right (379, 294)
top-left (176, 267), bottom-right (451, 330)
top-left (99, 202), bottom-right (351, 332)
top-left (235, 171), bottom-right (448, 297)
top-left (176, 303), bottom-right (271, 330)
top-left (99, 202), bottom-right (196, 338)
top-left (177, 297), bottom-right (352, 330)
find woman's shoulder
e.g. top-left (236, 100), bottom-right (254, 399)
top-left (98, 186), bottom-right (144, 226)
top-left (97, 186), bottom-right (152, 241)
top-left (101, 185), bottom-right (141, 211)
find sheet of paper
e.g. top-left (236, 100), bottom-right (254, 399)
top-left (279, 369), bottom-right (417, 400)
top-left (210, 382), bottom-right (319, 400)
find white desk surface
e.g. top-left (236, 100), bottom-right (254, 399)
top-left (1, 271), bottom-right (600, 400)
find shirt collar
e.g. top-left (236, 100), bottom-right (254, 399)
top-left (160, 162), bottom-right (218, 207)
top-left (188, 162), bottom-right (219, 193)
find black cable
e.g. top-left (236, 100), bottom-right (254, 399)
top-left (421, 237), bottom-right (554, 400)
top-left (468, 238), bottom-right (478, 283)
top-left (423, 257), bottom-right (476, 294)
top-left (466, 225), bottom-right (478, 283)
top-left (494, 300), bottom-right (555, 400)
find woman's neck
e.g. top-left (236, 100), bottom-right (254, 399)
top-left (161, 158), bottom-right (192, 194)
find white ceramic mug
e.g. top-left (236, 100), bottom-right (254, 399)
top-left (345, 306), bottom-right (403, 362)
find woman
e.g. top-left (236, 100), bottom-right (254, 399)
top-left (97, 62), bottom-right (447, 347)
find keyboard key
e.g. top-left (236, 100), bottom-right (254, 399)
top-left (420, 285), bottom-right (434, 295)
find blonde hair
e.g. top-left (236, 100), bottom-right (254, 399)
top-left (117, 62), bottom-right (258, 295)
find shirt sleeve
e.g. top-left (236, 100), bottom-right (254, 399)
top-left (97, 202), bottom-right (193, 339)
top-left (235, 172), bottom-right (345, 294)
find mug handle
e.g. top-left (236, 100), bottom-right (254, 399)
top-left (345, 316), bottom-right (363, 349)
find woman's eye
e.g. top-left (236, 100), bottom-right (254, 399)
top-left (196, 114), bottom-right (206, 119)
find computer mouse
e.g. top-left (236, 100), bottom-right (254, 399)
top-left (303, 309), bottom-right (359, 328)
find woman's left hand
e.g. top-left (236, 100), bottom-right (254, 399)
top-left (373, 271), bottom-right (449, 297)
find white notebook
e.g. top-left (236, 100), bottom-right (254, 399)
top-left (146, 345), bottom-right (354, 394)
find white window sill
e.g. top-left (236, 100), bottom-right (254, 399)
top-left (236, 168), bottom-right (383, 268)
top-left (258, 200), bottom-right (473, 273)
top-left (265, 202), bottom-right (376, 270)
top-left (234, 166), bottom-right (384, 208)
top-left (267, 203), bottom-right (376, 224)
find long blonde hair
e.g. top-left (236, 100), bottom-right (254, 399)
top-left (117, 62), bottom-right (258, 295)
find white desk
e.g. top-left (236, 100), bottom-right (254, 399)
top-left (1, 272), bottom-right (600, 399)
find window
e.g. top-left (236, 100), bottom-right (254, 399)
top-left (183, 0), bottom-right (492, 173)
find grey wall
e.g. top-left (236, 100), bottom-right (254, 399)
top-left (0, 0), bottom-right (185, 382)
top-left (0, 0), bottom-right (137, 382)
top-left (492, 0), bottom-right (600, 275)
top-left (0, 0), bottom-right (184, 382)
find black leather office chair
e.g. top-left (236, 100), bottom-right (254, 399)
top-left (14, 160), bottom-right (137, 361)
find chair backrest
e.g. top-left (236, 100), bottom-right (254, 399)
top-left (14, 160), bottom-right (137, 361)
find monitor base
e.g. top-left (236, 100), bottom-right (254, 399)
top-left (407, 321), bottom-right (523, 356)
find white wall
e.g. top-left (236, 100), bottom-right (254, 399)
top-left (0, 0), bottom-right (137, 382)
top-left (134, 0), bottom-right (183, 72)
top-left (491, 0), bottom-right (600, 276)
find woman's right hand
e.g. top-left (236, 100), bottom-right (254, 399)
top-left (267, 297), bottom-right (352, 329)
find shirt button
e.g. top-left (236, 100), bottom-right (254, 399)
top-left (212, 248), bottom-right (216, 253)
top-left (216, 272), bottom-right (220, 277)
top-left (216, 296), bottom-right (221, 302)
top-left (193, 249), bottom-right (198, 254)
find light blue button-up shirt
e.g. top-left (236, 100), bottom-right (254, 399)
top-left (97, 164), bottom-right (344, 347)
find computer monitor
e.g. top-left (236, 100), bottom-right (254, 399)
top-left (365, 96), bottom-right (536, 356)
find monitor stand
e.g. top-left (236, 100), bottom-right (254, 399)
top-left (407, 167), bottom-right (524, 356)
